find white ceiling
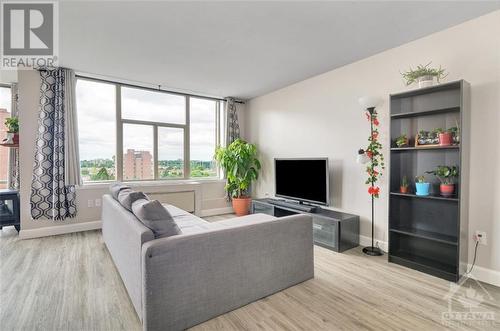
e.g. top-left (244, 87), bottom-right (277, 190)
top-left (59, 1), bottom-right (500, 99)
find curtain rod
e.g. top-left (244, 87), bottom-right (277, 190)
top-left (74, 73), bottom-right (245, 104)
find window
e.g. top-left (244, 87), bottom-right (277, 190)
top-left (158, 127), bottom-right (184, 179)
top-left (76, 78), bottom-right (224, 183)
top-left (0, 86), bottom-right (12, 189)
top-left (76, 80), bottom-right (116, 182)
top-left (123, 124), bottom-right (154, 180)
top-left (190, 98), bottom-right (217, 177)
top-left (121, 87), bottom-right (185, 124)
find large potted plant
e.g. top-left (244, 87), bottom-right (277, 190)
top-left (401, 62), bottom-right (447, 88)
top-left (426, 165), bottom-right (459, 197)
top-left (215, 139), bottom-right (261, 216)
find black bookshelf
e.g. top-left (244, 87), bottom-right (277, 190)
top-left (388, 80), bottom-right (470, 282)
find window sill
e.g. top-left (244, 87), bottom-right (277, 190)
top-left (77, 178), bottom-right (225, 190)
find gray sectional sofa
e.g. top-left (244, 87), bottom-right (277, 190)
top-left (102, 194), bottom-right (314, 331)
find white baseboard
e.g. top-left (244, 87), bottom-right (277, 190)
top-left (359, 234), bottom-right (388, 252)
top-left (200, 207), bottom-right (234, 217)
top-left (466, 264), bottom-right (500, 287)
top-left (19, 220), bottom-right (102, 239)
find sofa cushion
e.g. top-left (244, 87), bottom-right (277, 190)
top-left (118, 189), bottom-right (149, 211)
top-left (110, 182), bottom-right (131, 200)
top-left (161, 204), bottom-right (214, 234)
top-left (132, 199), bottom-right (181, 238)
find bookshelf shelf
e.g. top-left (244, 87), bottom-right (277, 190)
top-left (390, 106), bottom-right (460, 119)
top-left (390, 192), bottom-right (459, 202)
top-left (390, 145), bottom-right (459, 151)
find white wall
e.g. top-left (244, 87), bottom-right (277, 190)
top-left (245, 11), bottom-right (500, 275)
top-left (17, 70), bottom-right (234, 237)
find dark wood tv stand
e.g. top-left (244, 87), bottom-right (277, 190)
top-left (251, 198), bottom-right (359, 252)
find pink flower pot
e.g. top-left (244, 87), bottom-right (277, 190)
top-left (439, 132), bottom-right (453, 146)
top-left (440, 184), bottom-right (454, 197)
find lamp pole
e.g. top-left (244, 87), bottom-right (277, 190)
top-left (363, 106), bottom-right (382, 256)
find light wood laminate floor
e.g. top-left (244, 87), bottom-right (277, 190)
top-left (1, 215), bottom-right (499, 331)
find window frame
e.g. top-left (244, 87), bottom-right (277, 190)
top-left (76, 77), bottom-right (224, 183)
top-left (0, 83), bottom-right (12, 188)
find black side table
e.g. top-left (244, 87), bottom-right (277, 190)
top-left (0, 189), bottom-right (20, 232)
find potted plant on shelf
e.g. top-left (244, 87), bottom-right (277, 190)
top-left (395, 134), bottom-right (409, 148)
top-left (401, 62), bottom-right (448, 88)
top-left (3, 117), bottom-right (19, 145)
top-left (415, 175), bottom-right (430, 196)
top-left (215, 139), bottom-right (261, 216)
top-left (426, 165), bottom-right (459, 197)
top-left (448, 126), bottom-right (460, 145)
top-left (417, 130), bottom-right (429, 146)
top-left (436, 128), bottom-right (453, 146)
top-left (429, 129), bottom-right (440, 144)
top-left (400, 176), bottom-right (409, 194)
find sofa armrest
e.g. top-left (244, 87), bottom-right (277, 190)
top-left (141, 214), bottom-right (314, 331)
top-left (102, 194), bottom-right (154, 320)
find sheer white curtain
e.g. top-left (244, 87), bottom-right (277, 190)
top-left (64, 69), bottom-right (81, 186)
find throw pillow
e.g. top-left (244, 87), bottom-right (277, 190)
top-left (131, 199), bottom-right (181, 238)
top-left (118, 189), bottom-right (148, 211)
top-left (110, 182), bottom-right (131, 200)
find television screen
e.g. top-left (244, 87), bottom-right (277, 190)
top-left (275, 158), bottom-right (329, 205)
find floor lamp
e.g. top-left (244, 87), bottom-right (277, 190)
top-left (357, 96), bottom-right (384, 256)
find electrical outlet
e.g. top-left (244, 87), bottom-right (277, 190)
top-left (87, 199), bottom-right (94, 208)
top-left (475, 231), bottom-right (487, 245)
top-left (95, 198), bottom-right (102, 207)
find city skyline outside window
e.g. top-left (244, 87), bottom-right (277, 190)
top-left (76, 78), bottom-right (223, 183)
top-left (0, 86), bottom-right (12, 189)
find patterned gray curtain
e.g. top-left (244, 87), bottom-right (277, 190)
top-left (225, 97), bottom-right (240, 145)
top-left (31, 68), bottom-right (77, 220)
top-left (7, 83), bottom-right (19, 190)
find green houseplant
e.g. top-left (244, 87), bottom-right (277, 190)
top-left (426, 165), bottom-right (459, 197)
top-left (400, 176), bottom-right (409, 194)
top-left (3, 116), bottom-right (19, 145)
top-left (395, 134), bottom-right (408, 148)
top-left (401, 62), bottom-right (448, 88)
top-left (215, 139), bottom-right (261, 216)
top-left (5, 117), bottom-right (19, 133)
top-left (415, 175), bottom-right (430, 196)
top-left (448, 126), bottom-right (460, 144)
top-left (435, 128), bottom-right (452, 146)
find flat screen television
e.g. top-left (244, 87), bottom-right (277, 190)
top-left (275, 158), bottom-right (329, 205)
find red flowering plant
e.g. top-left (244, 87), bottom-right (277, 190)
top-left (364, 110), bottom-right (385, 198)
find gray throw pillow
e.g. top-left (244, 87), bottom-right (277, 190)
top-left (132, 199), bottom-right (181, 238)
top-left (118, 189), bottom-right (148, 211)
top-left (110, 182), bottom-right (131, 200)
